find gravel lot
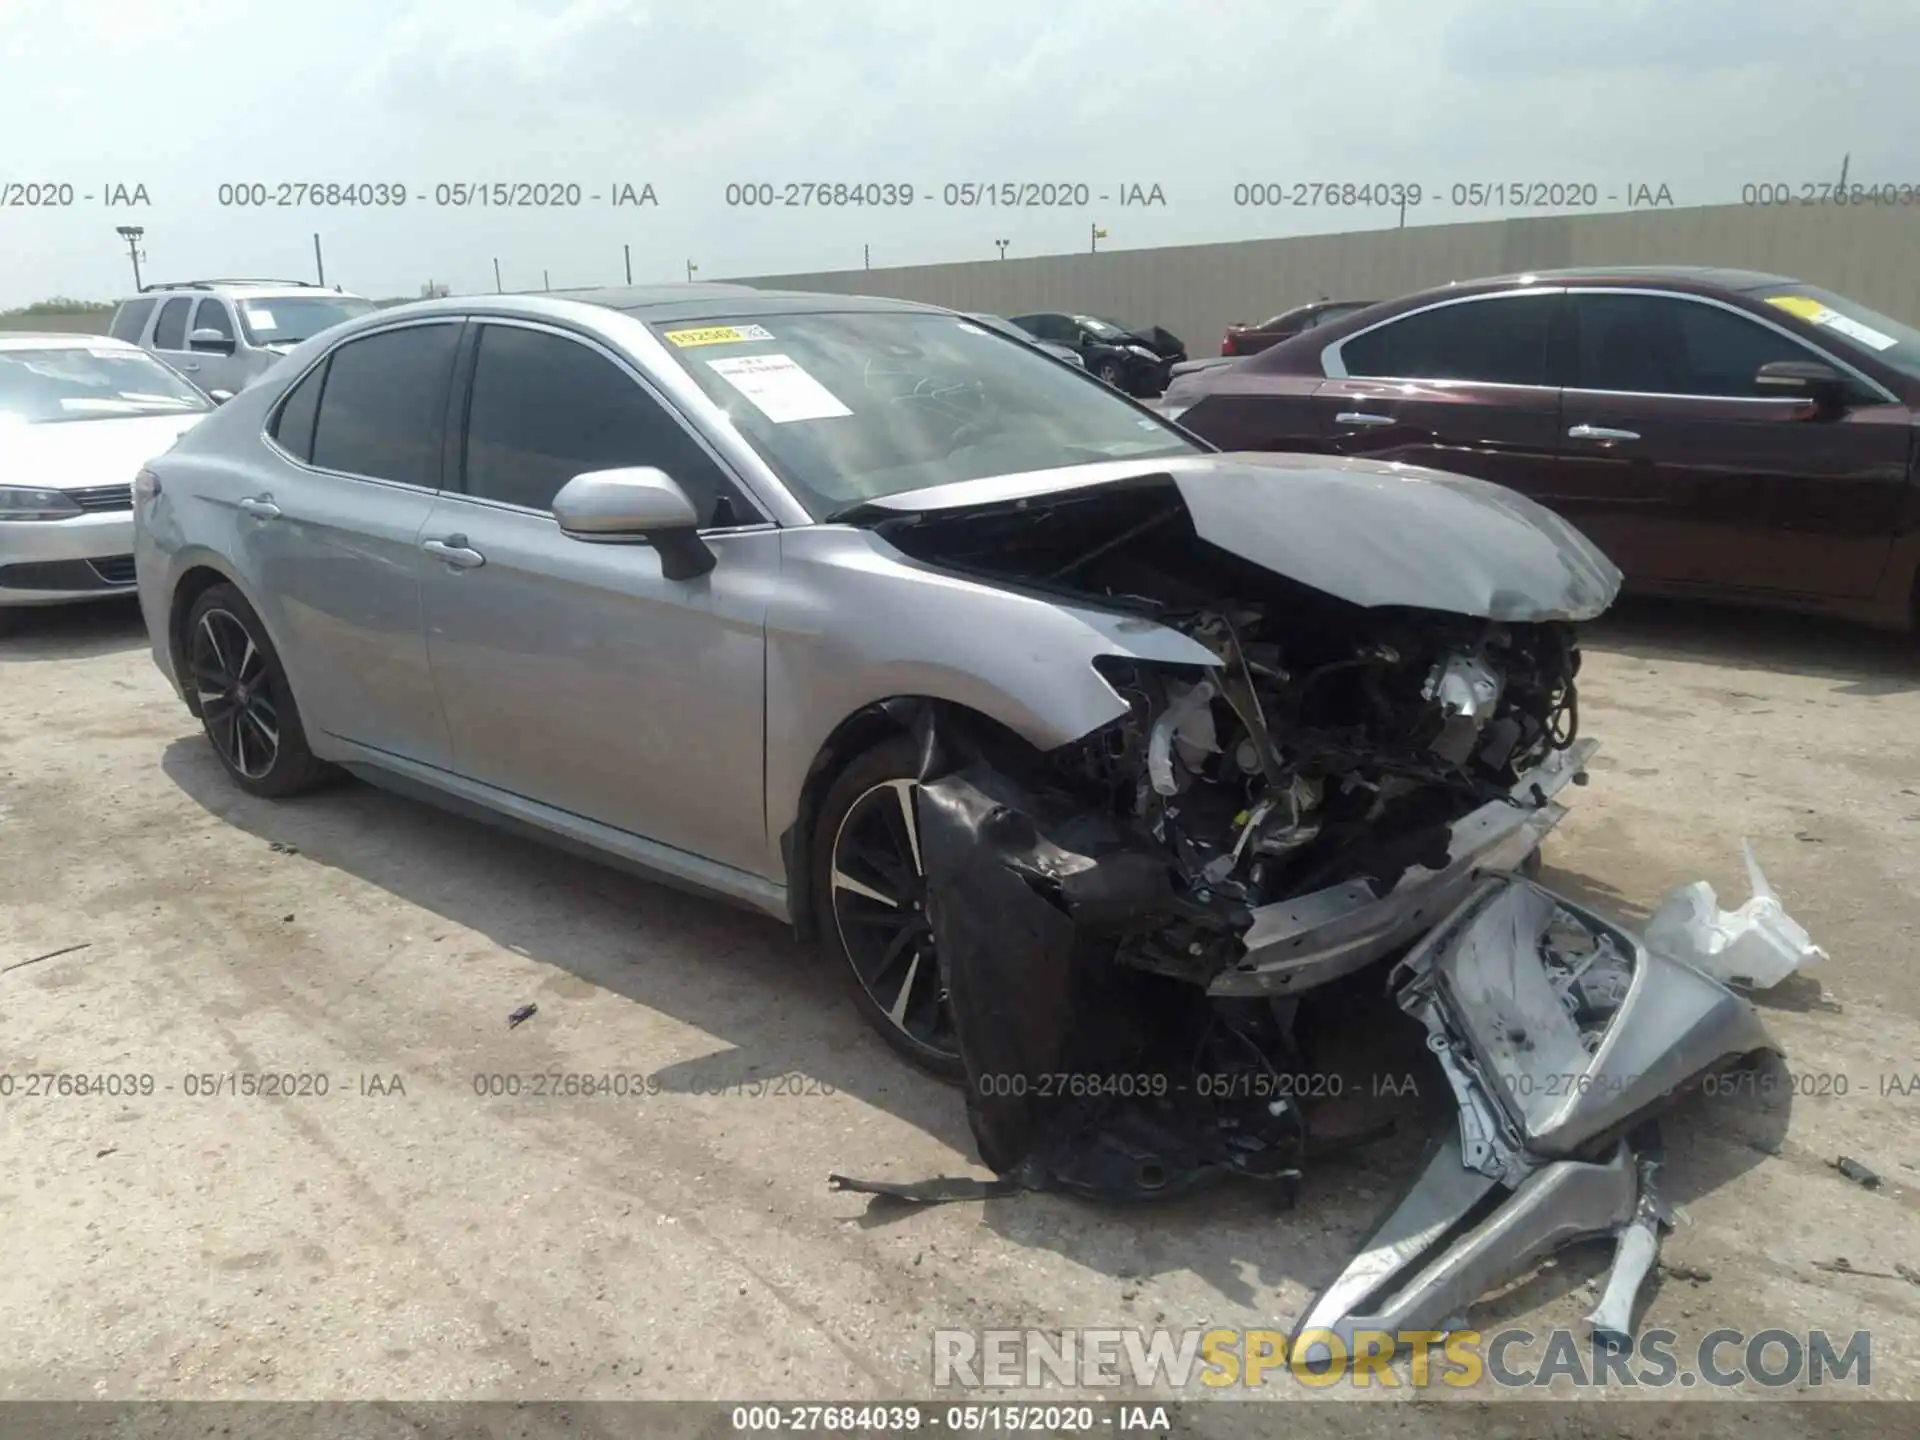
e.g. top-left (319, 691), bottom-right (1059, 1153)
top-left (3, 596), bottom-right (1918, 1429)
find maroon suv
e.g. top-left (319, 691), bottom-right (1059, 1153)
top-left (1165, 267), bottom-right (1920, 630)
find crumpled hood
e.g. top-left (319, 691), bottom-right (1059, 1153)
top-left (0, 411), bottom-right (208, 489)
top-left (853, 452), bottom-right (1623, 623)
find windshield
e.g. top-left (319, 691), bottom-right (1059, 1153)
top-left (1748, 284), bottom-right (1920, 385)
top-left (1074, 315), bottom-right (1134, 342)
top-left (238, 296), bottom-right (378, 346)
top-left (0, 346), bottom-right (211, 423)
top-left (652, 311), bottom-right (1201, 517)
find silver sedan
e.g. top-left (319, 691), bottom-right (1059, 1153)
top-left (133, 286), bottom-right (1618, 1078)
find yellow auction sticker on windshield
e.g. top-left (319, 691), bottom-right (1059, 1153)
top-left (1766, 296), bottom-right (1899, 350)
top-left (663, 324), bottom-right (775, 347)
top-left (1765, 296), bottom-right (1826, 322)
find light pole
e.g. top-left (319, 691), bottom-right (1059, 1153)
top-left (995, 239), bottom-right (1009, 259)
top-left (864, 244), bottom-right (870, 270)
top-left (493, 257), bottom-right (503, 293)
top-left (624, 243), bottom-right (633, 284)
top-left (115, 225), bottom-right (146, 290)
top-left (686, 259), bottom-right (699, 282)
top-left (1090, 223), bottom-right (1108, 254)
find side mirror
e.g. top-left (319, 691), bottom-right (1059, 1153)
top-left (188, 327), bottom-right (235, 354)
top-left (551, 467), bottom-right (716, 580)
top-left (208, 389), bottom-right (234, 405)
top-left (1756, 359), bottom-right (1849, 416)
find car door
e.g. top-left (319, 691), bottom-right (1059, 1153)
top-left (184, 297), bottom-right (242, 394)
top-left (149, 295), bottom-right (195, 373)
top-left (417, 318), bottom-right (775, 876)
top-left (1554, 289), bottom-right (1909, 597)
top-left (1311, 289), bottom-right (1565, 497)
top-left (244, 319), bottom-right (460, 766)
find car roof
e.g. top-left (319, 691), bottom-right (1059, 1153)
top-left (1432, 265), bottom-right (1800, 296)
top-left (363, 285), bottom-right (953, 329)
top-left (0, 331), bottom-right (137, 351)
top-left (124, 281), bottom-right (370, 302)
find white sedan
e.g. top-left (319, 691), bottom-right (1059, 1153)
top-left (0, 333), bottom-right (213, 628)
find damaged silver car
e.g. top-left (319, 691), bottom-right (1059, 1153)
top-left (137, 285), bottom-right (1610, 1073)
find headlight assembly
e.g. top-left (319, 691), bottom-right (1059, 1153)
top-left (0, 485), bottom-right (85, 521)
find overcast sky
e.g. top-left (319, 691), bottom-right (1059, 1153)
top-left (2, 0), bottom-right (1915, 307)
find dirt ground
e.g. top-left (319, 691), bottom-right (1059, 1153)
top-left (3, 595), bottom-right (1918, 1430)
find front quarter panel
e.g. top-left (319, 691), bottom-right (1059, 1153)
top-left (764, 525), bottom-right (1219, 851)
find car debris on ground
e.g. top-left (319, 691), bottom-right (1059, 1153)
top-left (1642, 840), bottom-right (1827, 990)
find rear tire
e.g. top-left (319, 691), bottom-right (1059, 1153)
top-left (811, 735), bottom-right (964, 1081)
top-left (183, 583), bottom-right (333, 798)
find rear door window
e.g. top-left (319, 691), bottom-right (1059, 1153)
top-left (270, 359), bottom-right (328, 462)
top-left (1339, 294), bottom-right (1558, 385)
top-left (152, 297), bottom-right (192, 351)
top-left (309, 323), bottom-right (460, 486)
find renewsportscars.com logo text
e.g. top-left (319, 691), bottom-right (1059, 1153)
top-left (932, 1326), bottom-right (1872, 1390)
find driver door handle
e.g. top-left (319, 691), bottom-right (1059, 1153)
top-left (422, 535), bottom-right (486, 570)
top-left (1335, 411), bottom-right (1395, 427)
top-left (182, 363), bottom-right (201, 372)
top-left (1567, 424), bottom-right (1640, 442)
top-left (237, 495), bottom-right (280, 520)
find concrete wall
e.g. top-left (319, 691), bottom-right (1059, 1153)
top-left (731, 203), bottom-right (1920, 356)
top-left (0, 312), bottom-right (114, 335)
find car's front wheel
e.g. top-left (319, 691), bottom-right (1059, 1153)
top-left (812, 736), bottom-right (963, 1081)
top-left (184, 583), bottom-right (332, 798)
top-left (1094, 358), bottom-right (1126, 388)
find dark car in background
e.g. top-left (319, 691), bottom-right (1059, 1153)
top-left (964, 313), bottom-right (1086, 367)
top-left (1009, 313), bottom-right (1183, 396)
top-left (1166, 266), bottom-right (1920, 630)
top-left (1220, 298), bottom-right (1378, 357)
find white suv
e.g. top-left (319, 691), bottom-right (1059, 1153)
top-left (108, 280), bottom-right (378, 398)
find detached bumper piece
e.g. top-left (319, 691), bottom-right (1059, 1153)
top-left (913, 760), bottom-right (1307, 1202)
top-left (1290, 876), bottom-right (1775, 1357)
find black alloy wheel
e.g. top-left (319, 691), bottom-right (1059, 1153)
top-left (817, 740), bottom-right (962, 1079)
top-left (191, 606), bottom-right (282, 781)
top-left (183, 583), bottom-right (331, 797)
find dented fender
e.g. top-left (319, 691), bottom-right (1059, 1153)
top-left (764, 524), bottom-right (1216, 880)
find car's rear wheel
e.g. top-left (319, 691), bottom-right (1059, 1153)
top-left (812, 736), bottom-right (963, 1081)
top-left (184, 583), bottom-right (332, 798)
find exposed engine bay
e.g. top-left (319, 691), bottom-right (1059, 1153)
top-left (872, 479), bottom-right (1585, 987)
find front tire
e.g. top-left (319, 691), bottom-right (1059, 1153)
top-left (811, 736), bottom-right (963, 1081)
top-left (184, 583), bottom-right (332, 798)
top-left (1094, 359), bottom-right (1126, 388)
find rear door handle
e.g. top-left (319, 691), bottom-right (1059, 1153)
top-left (1567, 424), bottom-right (1640, 442)
top-left (1334, 411), bottom-right (1395, 427)
top-left (237, 496), bottom-right (280, 519)
top-left (422, 535), bottom-right (485, 570)
top-left (182, 363), bottom-right (201, 373)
